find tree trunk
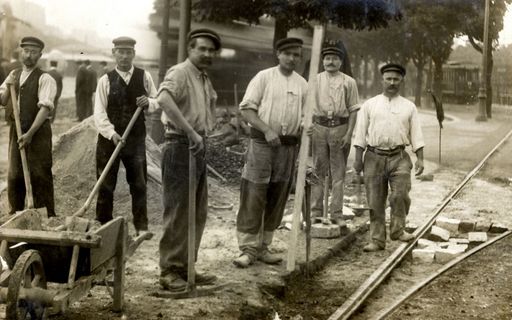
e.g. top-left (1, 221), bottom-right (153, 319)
top-left (363, 57), bottom-right (369, 98)
top-left (372, 59), bottom-right (381, 95)
top-left (273, 18), bottom-right (288, 48)
top-left (414, 62), bottom-right (425, 107)
top-left (486, 47), bottom-right (493, 118)
top-left (426, 58), bottom-right (433, 108)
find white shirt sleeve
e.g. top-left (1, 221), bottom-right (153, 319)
top-left (37, 73), bottom-right (57, 111)
top-left (409, 105), bottom-right (425, 152)
top-left (144, 71), bottom-right (159, 113)
top-left (93, 75), bottom-right (117, 140)
top-left (352, 101), bottom-right (369, 149)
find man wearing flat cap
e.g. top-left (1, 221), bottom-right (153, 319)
top-left (309, 40), bottom-right (360, 226)
top-left (353, 62), bottom-right (424, 252)
top-left (233, 37), bottom-right (308, 268)
top-left (156, 28), bottom-right (220, 291)
top-left (0, 36), bottom-right (57, 217)
top-left (93, 36), bottom-right (159, 236)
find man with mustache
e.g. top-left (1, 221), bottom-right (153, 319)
top-left (0, 36), bottom-right (57, 217)
top-left (353, 63), bottom-right (425, 252)
top-left (310, 42), bottom-right (360, 226)
top-left (233, 38), bottom-right (308, 268)
top-left (156, 29), bottom-right (221, 291)
top-left (93, 36), bottom-right (159, 235)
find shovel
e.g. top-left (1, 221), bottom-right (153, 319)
top-left (1, 85), bottom-right (49, 229)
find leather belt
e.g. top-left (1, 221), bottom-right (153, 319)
top-left (250, 128), bottom-right (299, 146)
top-left (367, 145), bottom-right (405, 157)
top-left (313, 115), bottom-right (349, 127)
top-left (164, 131), bottom-right (206, 144)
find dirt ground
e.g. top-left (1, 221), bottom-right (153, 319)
top-left (1, 100), bottom-right (512, 319)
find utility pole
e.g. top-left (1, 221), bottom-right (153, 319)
top-left (476, 0), bottom-right (490, 122)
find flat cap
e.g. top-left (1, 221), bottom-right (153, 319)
top-left (275, 37), bottom-right (303, 51)
top-left (20, 36), bottom-right (45, 49)
top-left (113, 36), bottom-right (136, 49)
top-left (380, 63), bottom-right (406, 76)
top-left (188, 28), bottom-right (221, 50)
top-left (321, 46), bottom-right (344, 59)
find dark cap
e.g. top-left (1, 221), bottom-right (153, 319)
top-left (188, 28), bottom-right (221, 50)
top-left (275, 37), bottom-right (303, 51)
top-left (380, 63), bottom-right (406, 76)
top-left (112, 36), bottom-right (136, 49)
top-left (321, 46), bottom-right (344, 59)
top-left (20, 36), bottom-right (45, 50)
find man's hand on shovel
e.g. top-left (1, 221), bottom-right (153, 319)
top-left (189, 131), bottom-right (204, 155)
top-left (17, 132), bottom-right (34, 149)
top-left (111, 133), bottom-right (124, 146)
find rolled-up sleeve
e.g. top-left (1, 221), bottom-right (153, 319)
top-left (94, 75), bottom-right (117, 140)
top-left (346, 78), bottom-right (360, 113)
top-left (409, 106), bottom-right (425, 152)
top-left (37, 74), bottom-right (57, 111)
top-left (144, 71), bottom-right (160, 113)
top-left (239, 72), bottom-right (264, 111)
top-left (157, 67), bottom-right (186, 103)
top-left (352, 101), bottom-right (369, 149)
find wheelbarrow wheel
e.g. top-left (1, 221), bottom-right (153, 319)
top-left (6, 250), bottom-right (48, 320)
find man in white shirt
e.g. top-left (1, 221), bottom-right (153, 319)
top-left (353, 63), bottom-right (425, 252)
top-left (0, 36), bottom-right (57, 217)
top-left (233, 37), bottom-right (308, 268)
top-left (93, 36), bottom-right (159, 234)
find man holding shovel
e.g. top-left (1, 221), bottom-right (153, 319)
top-left (233, 38), bottom-right (308, 268)
top-left (156, 29), bottom-right (220, 291)
top-left (0, 36), bottom-right (57, 217)
top-left (93, 37), bottom-right (159, 234)
top-left (310, 41), bottom-right (360, 226)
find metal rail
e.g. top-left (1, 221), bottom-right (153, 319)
top-left (328, 127), bottom-right (512, 320)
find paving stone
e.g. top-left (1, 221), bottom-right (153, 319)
top-left (449, 238), bottom-right (470, 245)
top-left (489, 223), bottom-right (509, 233)
top-left (435, 248), bottom-right (464, 264)
top-left (475, 221), bottom-right (492, 232)
top-left (438, 242), bottom-right (450, 248)
top-left (468, 232), bottom-right (488, 243)
top-left (412, 248), bottom-right (435, 263)
top-left (435, 217), bottom-right (460, 235)
top-left (459, 220), bottom-right (475, 233)
top-left (427, 226), bottom-right (451, 242)
top-left (417, 239), bottom-right (437, 249)
top-left (311, 223), bottom-right (341, 238)
top-left (448, 244), bottom-right (468, 253)
top-left (341, 208), bottom-right (355, 220)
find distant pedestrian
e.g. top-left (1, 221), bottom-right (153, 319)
top-left (0, 36), bottom-right (57, 217)
top-left (233, 37), bottom-right (308, 268)
top-left (353, 63), bottom-right (425, 252)
top-left (99, 60), bottom-right (109, 77)
top-left (47, 60), bottom-right (63, 123)
top-left (84, 59), bottom-right (96, 118)
top-left (75, 60), bottom-right (88, 121)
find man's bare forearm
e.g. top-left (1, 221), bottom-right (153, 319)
top-left (157, 91), bottom-right (196, 136)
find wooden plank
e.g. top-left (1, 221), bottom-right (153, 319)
top-left (112, 219), bottom-right (126, 312)
top-left (67, 245), bottom-right (80, 286)
top-left (0, 229), bottom-right (101, 248)
top-left (89, 217), bottom-right (124, 272)
top-left (286, 25), bottom-right (325, 272)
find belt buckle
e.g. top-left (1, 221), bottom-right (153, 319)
top-left (329, 119), bottom-right (336, 126)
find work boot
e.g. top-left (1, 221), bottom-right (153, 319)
top-left (258, 249), bottom-right (282, 265)
top-left (363, 242), bottom-right (385, 252)
top-left (159, 272), bottom-right (187, 292)
top-left (181, 270), bottom-right (217, 286)
top-left (233, 253), bottom-right (255, 268)
top-left (395, 231), bottom-right (415, 242)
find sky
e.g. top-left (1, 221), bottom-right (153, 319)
top-left (26, 0), bottom-right (512, 59)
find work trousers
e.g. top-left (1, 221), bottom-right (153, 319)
top-left (159, 137), bottom-right (208, 276)
top-left (311, 124), bottom-right (350, 218)
top-left (364, 149), bottom-right (412, 247)
top-left (236, 139), bottom-right (298, 257)
top-left (7, 122), bottom-right (55, 217)
top-left (95, 135), bottom-right (148, 231)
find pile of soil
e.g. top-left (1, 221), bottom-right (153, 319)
top-left (206, 135), bottom-right (247, 185)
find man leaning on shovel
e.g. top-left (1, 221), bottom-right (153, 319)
top-left (93, 37), bottom-right (159, 234)
top-left (0, 36), bottom-right (57, 217)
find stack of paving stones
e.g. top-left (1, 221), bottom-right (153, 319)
top-left (411, 217), bottom-right (509, 264)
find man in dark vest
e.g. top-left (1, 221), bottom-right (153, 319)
top-left (0, 36), bottom-right (57, 217)
top-left (75, 60), bottom-right (88, 121)
top-left (93, 36), bottom-right (159, 234)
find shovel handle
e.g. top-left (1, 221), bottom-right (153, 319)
top-left (9, 85), bottom-right (34, 209)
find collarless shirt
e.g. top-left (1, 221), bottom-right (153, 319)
top-left (239, 66), bottom-right (308, 136)
top-left (158, 59), bottom-right (217, 135)
top-left (94, 65), bottom-right (159, 140)
top-left (353, 94), bottom-right (425, 152)
top-left (312, 71), bottom-right (359, 117)
top-left (0, 68), bottom-right (56, 111)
